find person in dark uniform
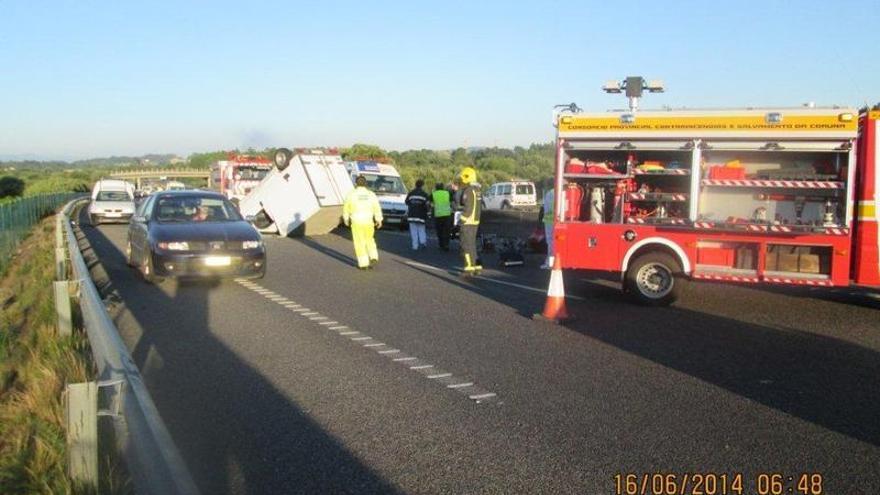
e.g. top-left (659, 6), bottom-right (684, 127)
top-left (405, 179), bottom-right (430, 250)
top-left (456, 167), bottom-right (482, 275)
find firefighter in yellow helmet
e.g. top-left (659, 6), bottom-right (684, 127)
top-left (457, 166), bottom-right (482, 275)
top-left (343, 175), bottom-right (383, 270)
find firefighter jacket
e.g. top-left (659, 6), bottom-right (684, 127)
top-left (343, 186), bottom-right (383, 226)
top-left (405, 187), bottom-right (430, 223)
top-left (458, 184), bottom-right (482, 225)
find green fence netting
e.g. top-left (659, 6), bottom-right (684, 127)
top-left (0, 193), bottom-right (83, 275)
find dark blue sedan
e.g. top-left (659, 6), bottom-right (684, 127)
top-left (126, 190), bottom-right (266, 283)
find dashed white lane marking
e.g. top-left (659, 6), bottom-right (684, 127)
top-left (235, 278), bottom-right (497, 403)
top-left (404, 260), bottom-right (586, 301)
top-left (447, 382), bottom-right (474, 389)
top-left (469, 393), bottom-right (497, 400)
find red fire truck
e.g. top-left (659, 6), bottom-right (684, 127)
top-left (211, 154), bottom-right (273, 204)
top-left (552, 79), bottom-right (878, 305)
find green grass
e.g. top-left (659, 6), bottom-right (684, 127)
top-left (0, 217), bottom-right (101, 494)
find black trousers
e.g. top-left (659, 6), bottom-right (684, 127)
top-left (434, 215), bottom-right (452, 249)
top-left (460, 224), bottom-right (480, 269)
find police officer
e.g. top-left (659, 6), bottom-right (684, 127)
top-left (343, 175), bottom-right (383, 270)
top-left (405, 179), bottom-right (430, 250)
top-left (432, 182), bottom-right (453, 251)
top-left (457, 167), bottom-right (482, 275)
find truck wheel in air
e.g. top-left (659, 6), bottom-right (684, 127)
top-left (273, 148), bottom-right (293, 171)
top-left (624, 251), bottom-right (685, 306)
top-left (253, 209), bottom-right (274, 230)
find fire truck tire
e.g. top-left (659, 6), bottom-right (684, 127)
top-left (273, 148), bottom-right (293, 171)
top-left (253, 210), bottom-right (274, 230)
top-left (624, 251), bottom-right (684, 306)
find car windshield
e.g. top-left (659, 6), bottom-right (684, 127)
top-left (154, 195), bottom-right (243, 223)
top-left (515, 184), bottom-right (533, 195)
top-left (364, 175), bottom-right (406, 195)
top-left (96, 191), bottom-right (132, 201)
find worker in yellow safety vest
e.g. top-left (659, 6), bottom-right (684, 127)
top-left (432, 182), bottom-right (453, 251)
top-left (343, 175), bottom-right (383, 270)
top-left (456, 167), bottom-right (482, 275)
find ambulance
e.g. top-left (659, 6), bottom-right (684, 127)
top-left (551, 77), bottom-right (879, 305)
top-left (345, 161), bottom-right (409, 228)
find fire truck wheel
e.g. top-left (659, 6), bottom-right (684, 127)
top-left (625, 252), bottom-right (684, 306)
top-left (253, 210), bottom-right (274, 230)
top-left (273, 148), bottom-right (293, 171)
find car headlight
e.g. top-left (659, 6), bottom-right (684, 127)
top-left (158, 241), bottom-right (189, 251)
top-left (242, 240), bottom-right (262, 250)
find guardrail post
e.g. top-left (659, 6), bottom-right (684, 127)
top-left (64, 381), bottom-right (99, 487)
top-left (54, 281), bottom-right (73, 337)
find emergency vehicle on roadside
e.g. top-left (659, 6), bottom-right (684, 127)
top-left (551, 77), bottom-right (879, 305)
top-left (211, 154), bottom-right (273, 204)
top-left (345, 161), bottom-right (409, 229)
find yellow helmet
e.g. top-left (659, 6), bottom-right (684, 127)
top-left (459, 166), bottom-right (477, 184)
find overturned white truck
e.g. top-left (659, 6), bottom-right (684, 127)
top-left (238, 148), bottom-right (354, 236)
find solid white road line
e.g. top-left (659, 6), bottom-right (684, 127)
top-left (378, 349), bottom-right (400, 354)
top-left (301, 312), bottom-right (319, 316)
top-left (447, 382), bottom-right (474, 389)
top-left (404, 260), bottom-right (586, 301)
top-left (410, 365), bottom-right (434, 370)
top-left (309, 316), bottom-right (328, 320)
top-left (319, 321), bottom-right (339, 326)
top-left (292, 308), bottom-right (311, 313)
top-left (427, 373), bottom-right (452, 379)
top-left (393, 357), bottom-right (417, 362)
top-left (364, 343), bottom-right (385, 347)
top-left (351, 337), bottom-right (372, 341)
top-left (329, 326), bottom-right (348, 330)
top-left (339, 331), bottom-right (360, 335)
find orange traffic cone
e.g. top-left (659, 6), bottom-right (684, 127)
top-left (533, 255), bottom-right (571, 323)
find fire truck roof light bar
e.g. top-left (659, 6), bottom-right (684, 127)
top-left (603, 76), bottom-right (665, 112)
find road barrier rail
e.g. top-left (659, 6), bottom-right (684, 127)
top-left (56, 198), bottom-right (200, 494)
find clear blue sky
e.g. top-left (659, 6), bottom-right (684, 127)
top-left (1, 0), bottom-right (878, 160)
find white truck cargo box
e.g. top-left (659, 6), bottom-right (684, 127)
top-left (239, 149), bottom-right (354, 236)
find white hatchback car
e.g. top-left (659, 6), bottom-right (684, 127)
top-left (88, 179), bottom-right (136, 225)
top-left (481, 181), bottom-right (537, 210)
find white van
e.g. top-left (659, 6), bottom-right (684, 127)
top-left (345, 161), bottom-right (409, 228)
top-left (482, 181), bottom-right (537, 210)
top-left (89, 179), bottom-right (136, 225)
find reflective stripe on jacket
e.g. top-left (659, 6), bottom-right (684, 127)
top-left (459, 185), bottom-right (481, 225)
top-left (343, 186), bottom-right (383, 225)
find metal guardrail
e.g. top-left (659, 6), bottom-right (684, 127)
top-left (59, 198), bottom-right (200, 495)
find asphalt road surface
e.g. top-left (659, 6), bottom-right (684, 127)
top-left (75, 208), bottom-right (880, 494)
